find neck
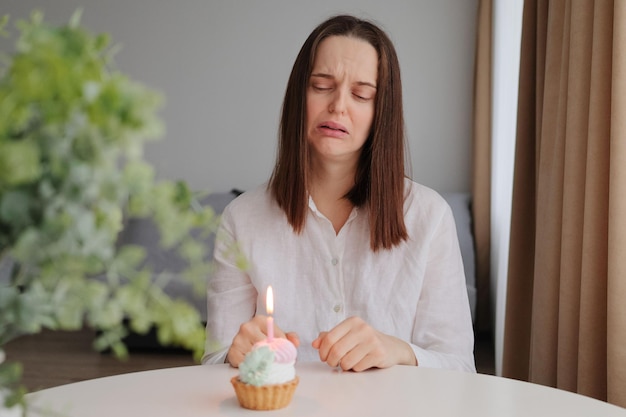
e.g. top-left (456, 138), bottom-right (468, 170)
top-left (308, 157), bottom-right (358, 234)
top-left (308, 157), bottom-right (356, 201)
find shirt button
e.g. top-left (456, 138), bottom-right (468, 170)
top-left (333, 304), bottom-right (342, 313)
top-left (331, 258), bottom-right (338, 266)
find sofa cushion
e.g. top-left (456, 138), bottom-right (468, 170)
top-left (440, 192), bottom-right (476, 322)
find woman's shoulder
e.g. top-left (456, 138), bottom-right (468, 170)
top-left (222, 183), bottom-right (275, 216)
top-left (403, 178), bottom-right (448, 209)
top-left (402, 178), bottom-right (454, 229)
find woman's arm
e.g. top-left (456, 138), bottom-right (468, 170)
top-left (201, 208), bottom-right (257, 364)
top-left (409, 203), bottom-right (476, 372)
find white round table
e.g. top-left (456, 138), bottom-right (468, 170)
top-left (27, 363), bottom-right (626, 416)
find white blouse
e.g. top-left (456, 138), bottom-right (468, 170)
top-left (202, 179), bottom-right (476, 372)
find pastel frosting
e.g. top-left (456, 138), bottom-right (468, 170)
top-left (239, 338), bottom-right (297, 386)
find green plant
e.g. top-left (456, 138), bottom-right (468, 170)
top-left (0, 11), bottom-right (216, 415)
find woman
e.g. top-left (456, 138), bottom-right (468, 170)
top-left (202, 15), bottom-right (475, 373)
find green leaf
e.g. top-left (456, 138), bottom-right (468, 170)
top-left (92, 324), bottom-right (128, 358)
top-left (0, 15), bottom-right (8, 36)
top-left (0, 190), bottom-right (34, 229)
top-left (0, 141), bottom-right (42, 186)
top-left (92, 299), bottom-right (124, 329)
top-left (113, 245), bottom-right (147, 274)
top-left (0, 361), bottom-right (23, 387)
top-left (68, 8), bottom-right (83, 28)
top-left (11, 228), bottom-right (41, 263)
top-left (181, 263), bottom-right (210, 295)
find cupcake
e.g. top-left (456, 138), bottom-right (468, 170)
top-left (231, 338), bottom-right (299, 410)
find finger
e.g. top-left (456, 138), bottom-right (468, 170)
top-left (286, 332), bottom-right (300, 348)
top-left (323, 336), bottom-right (352, 368)
top-left (228, 317), bottom-right (268, 367)
top-left (340, 343), bottom-right (376, 372)
top-left (342, 332), bottom-right (407, 371)
top-left (267, 319), bottom-right (298, 347)
top-left (321, 317), bottom-right (376, 367)
top-left (318, 325), bottom-right (352, 365)
top-left (227, 335), bottom-right (254, 367)
top-left (240, 318), bottom-right (268, 343)
top-left (227, 346), bottom-right (245, 367)
top-left (273, 324), bottom-right (290, 340)
top-left (312, 331), bottom-right (328, 350)
top-left (249, 315), bottom-right (273, 338)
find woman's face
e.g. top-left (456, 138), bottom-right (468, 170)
top-left (306, 35), bottom-right (378, 166)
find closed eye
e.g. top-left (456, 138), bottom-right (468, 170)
top-left (353, 91), bottom-right (375, 101)
top-left (353, 84), bottom-right (376, 101)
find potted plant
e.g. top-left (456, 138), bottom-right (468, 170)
top-left (0, 11), bottom-right (216, 416)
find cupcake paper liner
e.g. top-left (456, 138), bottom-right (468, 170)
top-left (231, 375), bottom-right (299, 410)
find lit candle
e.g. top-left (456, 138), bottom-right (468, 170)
top-left (266, 286), bottom-right (274, 342)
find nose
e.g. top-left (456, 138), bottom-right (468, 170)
top-left (329, 89), bottom-right (347, 114)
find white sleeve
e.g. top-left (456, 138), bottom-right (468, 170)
top-left (201, 205), bottom-right (257, 365)
top-left (410, 203), bottom-right (476, 372)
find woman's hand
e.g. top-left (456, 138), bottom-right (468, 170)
top-left (226, 315), bottom-right (300, 367)
top-left (311, 316), bottom-right (417, 371)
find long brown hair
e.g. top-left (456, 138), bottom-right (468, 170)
top-left (268, 15), bottom-right (408, 251)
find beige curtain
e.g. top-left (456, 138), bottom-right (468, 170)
top-left (503, 0), bottom-right (626, 408)
top-left (472, 0), bottom-right (492, 334)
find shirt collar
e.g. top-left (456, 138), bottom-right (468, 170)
top-left (308, 195), bottom-right (359, 223)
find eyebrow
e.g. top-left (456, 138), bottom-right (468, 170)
top-left (310, 72), bottom-right (377, 89)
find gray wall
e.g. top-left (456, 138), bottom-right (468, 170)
top-left (2, 0), bottom-right (478, 194)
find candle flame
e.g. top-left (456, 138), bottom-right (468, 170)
top-left (266, 286), bottom-right (274, 315)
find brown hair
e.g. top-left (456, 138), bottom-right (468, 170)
top-left (268, 14), bottom-right (408, 251)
